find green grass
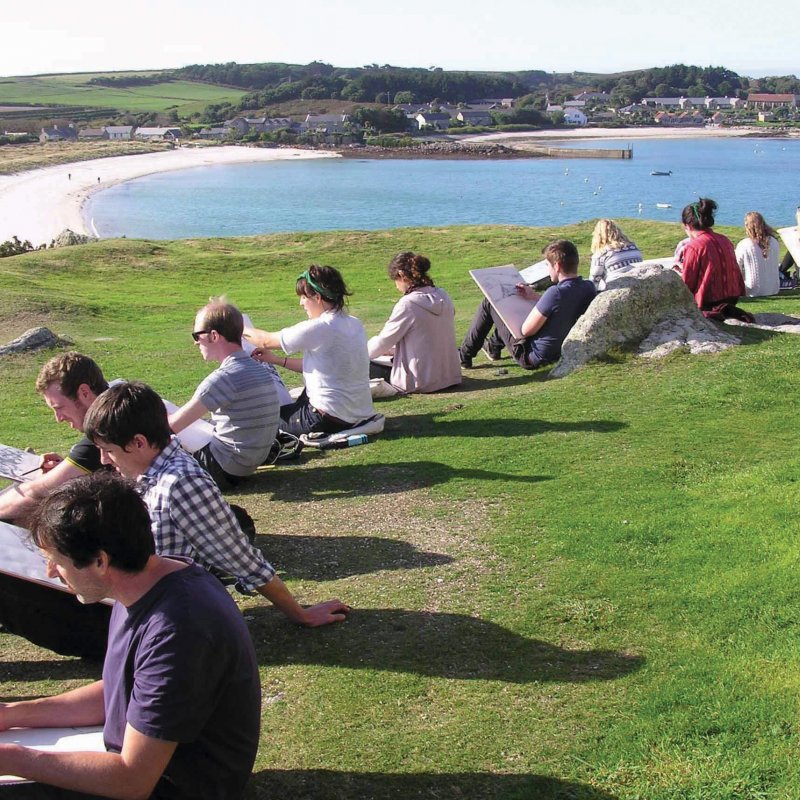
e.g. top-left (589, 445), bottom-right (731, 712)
top-left (2, 222), bottom-right (800, 799)
top-left (0, 74), bottom-right (247, 116)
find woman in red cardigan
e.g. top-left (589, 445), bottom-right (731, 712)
top-left (678, 197), bottom-right (746, 319)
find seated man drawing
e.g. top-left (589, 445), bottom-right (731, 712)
top-left (0, 472), bottom-right (261, 800)
top-left (85, 380), bottom-right (348, 628)
top-left (0, 352), bottom-right (109, 527)
top-left (168, 300), bottom-right (280, 492)
top-left (459, 240), bottom-right (596, 370)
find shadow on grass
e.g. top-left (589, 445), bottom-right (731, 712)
top-left (248, 608), bottom-right (643, 683)
top-left (258, 535), bottom-right (452, 581)
top-left (382, 416), bottom-right (626, 440)
top-left (246, 769), bottom-right (619, 799)
top-left (246, 461), bottom-right (550, 502)
top-left (0, 656), bottom-right (101, 686)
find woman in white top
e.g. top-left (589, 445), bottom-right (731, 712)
top-left (368, 251), bottom-right (462, 394)
top-left (735, 211), bottom-right (780, 297)
top-left (589, 219), bottom-right (643, 291)
top-left (245, 265), bottom-right (374, 436)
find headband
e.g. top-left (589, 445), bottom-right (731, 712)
top-left (691, 202), bottom-right (701, 224)
top-left (297, 270), bottom-right (338, 301)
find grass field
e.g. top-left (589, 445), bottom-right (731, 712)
top-left (0, 73), bottom-right (247, 116)
top-left (2, 222), bottom-right (800, 799)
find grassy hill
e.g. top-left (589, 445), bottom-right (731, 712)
top-left (3, 224), bottom-right (800, 799)
top-left (0, 72), bottom-right (247, 117)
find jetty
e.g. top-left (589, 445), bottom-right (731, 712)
top-left (513, 144), bottom-right (633, 159)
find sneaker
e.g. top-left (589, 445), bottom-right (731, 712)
top-left (458, 348), bottom-right (473, 368)
top-left (481, 343), bottom-right (502, 362)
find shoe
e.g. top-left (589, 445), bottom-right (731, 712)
top-left (481, 343), bottom-right (502, 362)
top-left (458, 348), bottom-right (473, 369)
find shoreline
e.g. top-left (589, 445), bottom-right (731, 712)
top-left (0, 145), bottom-right (339, 247)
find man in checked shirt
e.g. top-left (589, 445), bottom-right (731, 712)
top-left (83, 380), bottom-right (349, 627)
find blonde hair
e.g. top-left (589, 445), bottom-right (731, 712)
top-left (591, 219), bottom-right (633, 254)
top-left (744, 211), bottom-right (778, 259)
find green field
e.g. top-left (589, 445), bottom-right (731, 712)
top-left (2, 223), bottom-right (800, 799)
top-left (0, 73), bottom-right (247, 116)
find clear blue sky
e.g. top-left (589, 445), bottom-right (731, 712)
top-left (4, 0), bottom-right (797, 78)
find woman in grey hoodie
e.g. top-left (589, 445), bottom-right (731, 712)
top-left (368, 252), bottom-right (462, 393)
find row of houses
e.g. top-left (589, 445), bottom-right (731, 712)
top-left (39, 124), bottom-right (182, 143)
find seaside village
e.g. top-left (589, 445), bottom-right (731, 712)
top-left (25, 91), bottom-right (800, 145)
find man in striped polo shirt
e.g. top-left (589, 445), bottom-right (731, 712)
top-left (169, 301), bottom-right (280, 491)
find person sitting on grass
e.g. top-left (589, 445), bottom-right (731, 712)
top-left (367, 251), bottom-right (462, 394)
top-left (589, 219), bottom-right (643, 291)
top-left (0, 472), bottom-right (261, 800)
top-left (0, 352), bottom-right (109, 526)
top-left (459, 239), bottom-right (596, 370)
top-left (245, 265), bottom-right (375, 436)
top-left (85, 380), bottom-right (350, 629)
top-left (167, 300), bottom-right (280, 492)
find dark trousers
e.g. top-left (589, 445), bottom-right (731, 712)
top-left (193, 443), bottom-right (242, 493)
top-left (279, 391), bottom-right (352, 437)
top-left (460, 298), bottom-right (530, 368)
top-left (369, 360), bottom-right (393, 382)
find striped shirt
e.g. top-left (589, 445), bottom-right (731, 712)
top-left (590, 243), bottom-right (643, 290)
top-left (136, 439), bottom-right (275, 592)
top-left (193, 350), bottom-right (279, 477)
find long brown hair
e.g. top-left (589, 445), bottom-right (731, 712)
top-left (744, 211), bottom-right (778, 259)
top-left (388, 251), bottom-right (435, 291)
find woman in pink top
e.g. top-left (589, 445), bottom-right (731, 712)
top-left (368, 252), bottom-right (462, 394)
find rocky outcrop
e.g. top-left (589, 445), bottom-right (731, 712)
top-left (0, 327), bottom-right (73, 356)
top-left (50, 229), bottom-right (96, 248)
top-left (552, 265), bottom-right (739, 377)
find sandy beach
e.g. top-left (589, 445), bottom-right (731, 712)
top-left (0, 146), bottom-right (339, 247)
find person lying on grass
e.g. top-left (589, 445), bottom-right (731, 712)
top-left (85, 380), bottom-right (349, 629)
top-left (0, 352), bottom-right (109, 527)
top-left (458, 239), bottom-right (596, 370)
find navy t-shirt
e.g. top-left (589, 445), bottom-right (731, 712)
top-left (528, 277), bottom-right (596, 365)
top-left (103, 562), bottom-right (260, 800)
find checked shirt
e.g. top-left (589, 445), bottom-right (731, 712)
top-left (136, 438), bottom-right (275, 592)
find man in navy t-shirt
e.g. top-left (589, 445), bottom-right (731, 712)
top-left (459, 239), bottom-right (596, 370)
top-left (0, 473), bottom-right (260, 800)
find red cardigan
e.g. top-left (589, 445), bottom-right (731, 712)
top-left (681, 230), bottom-right (745, 308)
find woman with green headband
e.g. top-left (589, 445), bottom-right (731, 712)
top-left (678, 197), bottom-right (746, 318)
top-left (244, 264), bottom-right (375, 436)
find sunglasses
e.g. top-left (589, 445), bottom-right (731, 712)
top-left (191, 330), bottom-right (212, 342)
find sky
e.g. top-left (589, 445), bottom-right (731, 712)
top-left (4, 0), bottom-right (798, 79)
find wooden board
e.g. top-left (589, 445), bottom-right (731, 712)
top-left (469, 265), bottom-right (535, 341)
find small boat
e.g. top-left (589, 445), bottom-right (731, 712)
top-left (651, 170), bottom-right (672, 176)
top-left (656, 203), bottom-right (672, 209)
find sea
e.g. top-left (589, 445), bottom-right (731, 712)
top-left (85, 137), bottom-right (800, 239)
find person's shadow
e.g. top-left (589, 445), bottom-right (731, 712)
top-left (246, 460), bottom-right (550, 502)
top-left (247, 607), bottom-right (643, 684)
top-left (256, 534), bottom-right (453, 581)
top-left (245, 769), bottom-right (620, 799)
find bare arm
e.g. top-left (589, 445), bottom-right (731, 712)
top-left (0, 681), bottom-right (105, 731)
top-left (168, 397), bottom-right (208, 434)
top-left (515, 284), bottom-right (547, 338)
top-left (0, 723), bottom-right (176, 800)
top-left (251, 348), bottom-right (303, 374)
top-left (243, 326), bottom-right (282, 350)
top-left (0, 459), bottom-right (86, 525)
top-left (257, 576), bottom-right (350, 627)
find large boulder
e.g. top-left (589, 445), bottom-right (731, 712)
top-left (50, 229), bottom-right (96, 248)
top-left (551, 265), bottom-right (739, 377)
top-left (0, 327), bottom-right (73, 357)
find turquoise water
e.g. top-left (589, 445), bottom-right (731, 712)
top-left (85, 137), bottom-right (800, 239)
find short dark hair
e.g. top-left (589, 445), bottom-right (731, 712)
top-left (35, 352), bottom-right (109, 398)
top-left (199, 301), bottom-right (244, 345)
top-left (296, 264), bottom-right (351, 312)
top-left (681, 197), bottom-right (717, 231)
top-left (29, 472), bottom-right (155, 571)
top-left (388, 252), bottom-right (434, 290)
top-left (543, 239), bottom-right (580, 273)
top-left (84, 381), bottom-right (172, 451)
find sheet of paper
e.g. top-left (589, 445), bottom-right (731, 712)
top-left (162, 399), bottom-right (214, 453)
top-left (0, 727), bottom-right (105, 785)
top-left (469, 265), bottom-right (535, 340)
top-left (778, 226), bottom-right (800, 267)
top-left (0, 444), bottom-right (41, 482)
top-left (518, 260), bottom-right (550, 284)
